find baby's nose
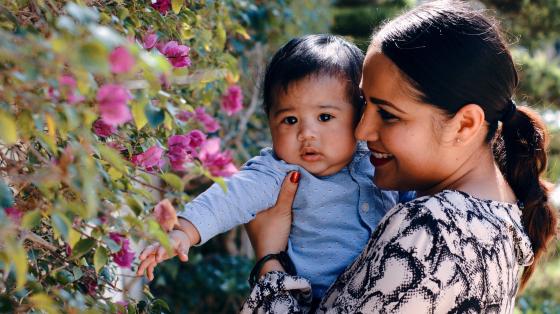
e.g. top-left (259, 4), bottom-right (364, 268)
top-left (297, 123), bottom-right (318, 141)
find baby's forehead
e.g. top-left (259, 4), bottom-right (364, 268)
top-left (273, 73), bottom-right (353, 98)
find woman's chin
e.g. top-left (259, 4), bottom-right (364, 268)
top-left (373, 176), bottom-right (398, 190)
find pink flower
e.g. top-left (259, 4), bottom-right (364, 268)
top-left (198, 138), bottom-right (237, 177)
top-left (153, 199), bottom-right (178, 232)
top-left (142, 31), bottom-right (158, 50)
top-left (48, 75), bottom-right (85, 105)
top-left (131, 145), bottom-right (165, 170)
top-left (109, 46), bottom-right (135, 74)
top-left (176, 108), bottom-right (220, 132)
top-left (221, 85), bottom-right (243, 116)
top-left (151, 0), bottom-right (171, 14)
top-left (4, 207), bottom-right (22, 224)
top-left (108, 232), bottom-right (135, 269)
top-left (161, 41), bottom-right (191, 68)
top-left (176, 110), bottom-right (194, 122)
top-left (195, 107), bottom-right (220, 132)
top-left (92, 119), bottom-right (117, 138)
top-left (167, 135), bottom-right (196, 171)
top-left (187, 129), bottom-right (207, 149)
top-left (82, 276), bottom-right (98, 296)
top-left (96, 84), bottom-right (132, 126)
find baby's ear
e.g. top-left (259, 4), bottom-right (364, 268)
top-left (450, 103), bottom-right (486, 145)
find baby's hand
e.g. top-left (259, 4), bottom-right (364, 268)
top-left (136, 229), bottom-right (192, 281)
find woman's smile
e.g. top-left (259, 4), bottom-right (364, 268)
top-left (369, 150), bottom-right (394, 167)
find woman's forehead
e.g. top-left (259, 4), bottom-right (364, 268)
top-left (362, 52), bottom-right (412, 99)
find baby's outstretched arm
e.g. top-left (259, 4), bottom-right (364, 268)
top-left (137, 200), bottom-right (201, 281)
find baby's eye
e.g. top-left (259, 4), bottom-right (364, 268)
top-left (318, 113), bottom-right (333, 122)
top-left (282, 116), bottom-right (298, 125)
top-left (377, 108), bottom-right (398, 121)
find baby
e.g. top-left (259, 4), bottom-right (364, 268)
top-left (138, 34), bottom-right (413, 299)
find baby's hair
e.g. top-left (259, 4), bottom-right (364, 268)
top-left (263, 34), bottom-right (364, 122)
top-left (371, 0), bottom-right (557, 291)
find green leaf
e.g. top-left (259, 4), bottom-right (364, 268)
top-left (51, 212), bottom-right (71, 241)
top-left (6, 241), bottom-right (27, 290)
top-left (160, 173), bottom-right (184, 192)
top-left (94, 247), bottom-right (108, 273)
top-left (21, 210), bottom-right (42, 229)
top-left (172, 0), bottom-right (183, 14)
top-left (212, 176), bottom-right (227, 193)
top-left (0, 179), bottom-right (14, 209)
top-left (97, 144), bottom-right (129, 174)
top-left (144, 104), bottom-right (165, 128)
top-left (215, 23), bottom-right (226, 49)
top-left (103, 236), bottom-right (121, 253)
top-left (71, 238), bottom-right (96, 260)
top-left (0, 111), bottom-right (17, 145)
top-left (125, 195), bottom-right (143, 216)
top-left (147, 219), bottom-right (171, 254)
top-left (55, 269), bottom-right (74, 284)
top-left (131, 101), bottom-right (148, 130)
top-left (78, 40), bottom-right (108, 74)
top-left (29, 293), bottom-right (59, 314)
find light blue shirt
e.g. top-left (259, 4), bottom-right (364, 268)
top-left (178, 142), bottom-right (414, 298)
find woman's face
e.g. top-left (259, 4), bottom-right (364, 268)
top-left (356, 51), bottom-right (457, 193)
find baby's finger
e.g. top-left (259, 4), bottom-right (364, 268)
top-left (176, 242), bottom-right (189, 262)
top-left (139, 244), bottom-right (158, 260)
top-left (136, 254), bottom-right (155, 276)
top-left (147, 260), bottom-right (157, 281)
top-left (155, 245), bottom-right (167, 263)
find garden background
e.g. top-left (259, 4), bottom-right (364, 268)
top-left (0, 0), bottom-right (559, 313)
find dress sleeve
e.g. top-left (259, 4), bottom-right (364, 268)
top-left (240, 271), bottom-right (313, 314)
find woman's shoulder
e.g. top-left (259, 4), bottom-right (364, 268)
top-left (378, 189), bottom-right (533, 265)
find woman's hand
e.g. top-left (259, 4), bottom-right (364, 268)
top-left (245, 171), bottom-right (300, 274)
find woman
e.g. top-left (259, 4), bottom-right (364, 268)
top-left (241, 1), bottom-right (558, 313)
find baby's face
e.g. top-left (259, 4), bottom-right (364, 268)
top-left (269, 75), bottom-right (357, 176)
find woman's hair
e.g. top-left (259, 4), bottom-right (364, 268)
top-left (371, 0), bottom-right (557, 290)
top-left (263, 34), bottom-right (364, 122)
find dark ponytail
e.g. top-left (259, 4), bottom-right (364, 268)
top-left (494, 106), bottom-right (558, 290)
top-left (372, 0), bottom-right (558, 291)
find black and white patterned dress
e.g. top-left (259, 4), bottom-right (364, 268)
top-left (241, 190), bottom-right (534, 313)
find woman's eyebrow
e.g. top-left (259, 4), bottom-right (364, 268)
top-left (369, 96), bottom-right (405, 113)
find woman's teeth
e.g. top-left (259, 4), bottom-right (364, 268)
top-left (372, 152), bottom-right (393, 159)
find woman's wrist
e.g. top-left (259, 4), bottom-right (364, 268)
top-left (259, 259), bottom-right (285, 277)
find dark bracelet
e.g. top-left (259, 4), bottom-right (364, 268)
top-left (248, 251), bottom-right (297, 288)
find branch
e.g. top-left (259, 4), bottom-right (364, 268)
top-left (20, 229), bottom-right (57, 252)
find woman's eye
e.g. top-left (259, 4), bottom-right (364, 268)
top-left (282, 116), bottom-right (298, 125)
top-left (318, 113), bottom-right (333, 122)
top-left (377, 108), bottom-right (398, 121)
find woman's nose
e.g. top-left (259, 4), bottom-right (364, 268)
top-left (355, 105), bottom-right (380, 142)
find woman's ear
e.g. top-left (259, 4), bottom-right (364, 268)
top-left (450, 104), bottom-right (486, 145)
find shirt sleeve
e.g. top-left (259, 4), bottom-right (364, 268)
top-left (398, 190), bottom-right (416, 203)
top-left (177, 149), bottom-right (298, 245)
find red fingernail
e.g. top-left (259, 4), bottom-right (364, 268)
top-left (290, 172), bottom-right (300, 183)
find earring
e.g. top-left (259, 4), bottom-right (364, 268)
top-left (455, 138), bottom-right (462, 144)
